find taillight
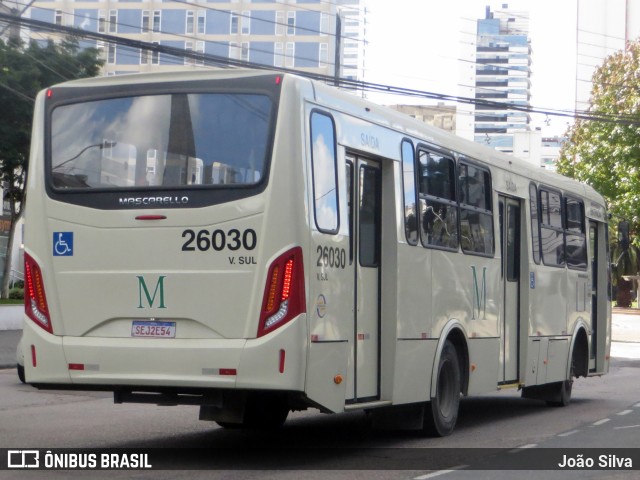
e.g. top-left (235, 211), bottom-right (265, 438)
top-left (24, 253), bottom-right (53, 333)
top-left (258, 247), bottom-right (305, 337)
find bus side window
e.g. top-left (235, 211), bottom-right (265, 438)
top-left (459, 162), bottom-right (493, 256)
top-left (565, 197), bottom-right (587, 270)
top-left (539, 188), bottom-right (565, 267)
top-left (346, 160), bottom-right (354, 264)
top-left (529, 183), bottom-right (541, 264)
top-left (401, 140), bottom-right (418, 245)
top-left (418, 149), bottom-right (458, 250)
top-left (310, 111), bottom-right (339, 234)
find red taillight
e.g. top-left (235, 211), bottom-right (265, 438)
top-left (24, 253), bottom-right (53, 334)
top-left (258, 247), bottom-right (305, 337)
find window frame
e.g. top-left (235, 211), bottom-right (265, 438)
top-left (458, 158), bottom-right (494, 257)
top-left (538, 186), bottom-right (565, 268)
top-left (152, 11), bottom-right (161, 33)
top-left (142, 11), bottom-right (150, 33)
top-left (230, 12), bottom-right (239, 34)
top-left (529, 182), bottom-right (541, 264)
top-left (108, 9), bottom-right (117, 34)
top-left (401, 139), bottom-right (418, 246)
top-left (310, 110), bottom-right (340, 235)
top-left (197, 11), bottom-right (206, 35)
top-left (241, 10), bottom-right (251, 35)
top-left (287, 12), bottom-right (296, 35)
top-left (186, 11), bottom-right (195, 35)
top-left (564, 195), bottom-right (588, 271)
top-left (416, 145), bottom-right (459, 252)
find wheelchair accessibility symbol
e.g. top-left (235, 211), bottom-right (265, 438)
top-left (53, 232), bottom-right (74, 256)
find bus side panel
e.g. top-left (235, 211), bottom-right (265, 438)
top-left (22, 318), bottom-right (69, 384)
top-left (466, 337), bottom-right (501, 395)
top-left (391, 339), bottom-right (436, 404)
top-left (395, 245), bottom-right (432, 340)
top-left (430, 252), bottom-right (500, 340)
top-left (305, 342), bottom-right (349, 413)
top-left (545, 338), bottom-right (570, 383)
top-left (529, 267), bottom-right (569, 337)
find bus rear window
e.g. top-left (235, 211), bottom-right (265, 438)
top-left (50, 93), bottom-right (272, 190)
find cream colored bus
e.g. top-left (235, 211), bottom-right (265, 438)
top-left (21, 70), bottom-right (611, 436)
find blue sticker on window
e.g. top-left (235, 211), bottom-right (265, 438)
top-left (53, 232), bottom-right (74, 256)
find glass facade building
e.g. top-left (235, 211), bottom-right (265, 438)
top-left (458, 3), bottom-right (532, 153)
top-left (24, 0), bottom-right (365, 79)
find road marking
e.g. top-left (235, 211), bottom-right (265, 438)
top-left (592, 418), bottom-right (610, 426)
top-left (413, 466), bottom-right (468, 479)
top-left (617, 410), bottom-right (633, 416)
top-left (634, 402), bottom-right (640, 408)
top-left (614, 424), bottom-right (640, 430)
top-left (508, 444), bottom-right (537, 453)
top-left (558, 430), bottom-right (580, 437)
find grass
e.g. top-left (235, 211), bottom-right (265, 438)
top-left (0, 299), bottom-right (23, 305)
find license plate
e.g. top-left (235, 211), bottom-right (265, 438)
top-left (131, 321), bottom-right (176, 338)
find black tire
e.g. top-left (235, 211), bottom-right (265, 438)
top-left (243, 393), bottom-right (289, 429)
top-left (17, 364), bottom-right (25, 384)
top-left (547, 357), bottom-right (574, 407)
top-left (423, 340), bottom-right (461, 436)
top-left (217, 393), bottom-right (289, 430)
top-left (546, 378), bottom-right (573, 407)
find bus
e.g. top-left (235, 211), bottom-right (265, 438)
top-left (21, 69), bottom-right (611, 436)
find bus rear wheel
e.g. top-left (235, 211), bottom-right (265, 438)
top-left (423, 340), bottom-right (461, 437)
top-left (216, 392), bottom-right (289, 430)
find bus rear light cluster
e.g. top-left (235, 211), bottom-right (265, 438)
top-left (258, 247), bottom-right (305, 337)
top-left (24, 253), bottom-right (53, 334)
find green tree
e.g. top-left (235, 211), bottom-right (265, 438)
top-left (0, 37), bottom-right (103, 297)
top-left (557, 39), bottom-right (640, 233)
top-left (557, 39), bottom-right (640, 306)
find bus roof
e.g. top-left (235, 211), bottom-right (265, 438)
top-left (43, 68), bottom-right (605, 211)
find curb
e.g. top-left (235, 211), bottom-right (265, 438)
top-left (0, 305), bottom-right (23, 331)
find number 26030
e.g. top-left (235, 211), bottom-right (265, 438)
top-left (316, 246), bottom-right (346, 269)
top-left (182, 228), bottom-right (257, 252)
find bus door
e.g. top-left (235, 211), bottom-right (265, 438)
top-left (499, 196), bottom-right (521, 383)
top-left (589, 221), bottom-right (599, 369)
top-left (347, 154), bottom-right (382, 402)
top-left (589, 220), bottom-right (611, 372)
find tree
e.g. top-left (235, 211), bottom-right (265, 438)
top-left (557, 39), bottom-right (640, 306)
top-left (0, 37), bottom-right (103, 297)
top-left (557, 39), bottom-right (640, 233)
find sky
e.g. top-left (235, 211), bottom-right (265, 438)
top-left (362, 0), bottom-right (580, 136)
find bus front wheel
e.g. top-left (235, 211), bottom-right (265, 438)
top-left (423, 340), bottom-right (461, 437)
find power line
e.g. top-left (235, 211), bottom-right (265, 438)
top-left (1, 11), bottom-right (639, 127)
top-left (28, 7), bottom-right (342, 69)
top-left (168, 0), bottom-right (366, 44)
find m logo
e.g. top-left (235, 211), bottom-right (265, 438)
top-left (471, 266), bottom-right (487, 320)
top-left (137, 276), bottom-right (167, 309)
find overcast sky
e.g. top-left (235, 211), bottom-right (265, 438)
top-left (363, 0), bottom-right (579, 135)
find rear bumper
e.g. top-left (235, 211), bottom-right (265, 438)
top-left (22, 313), bottom-right (307, 392)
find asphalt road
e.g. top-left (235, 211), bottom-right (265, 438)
top-left (1, 355), bottom-right (639, 479)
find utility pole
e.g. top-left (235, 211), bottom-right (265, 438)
top-left (0, 0), bottom-right (36, 41)
top-left (333, 11), bottom-right (342, 86)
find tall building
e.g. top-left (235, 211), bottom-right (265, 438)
top-left (24, 0), bottom-right (365, 79)
top-left (457, 3), bottom-right (532, 154)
